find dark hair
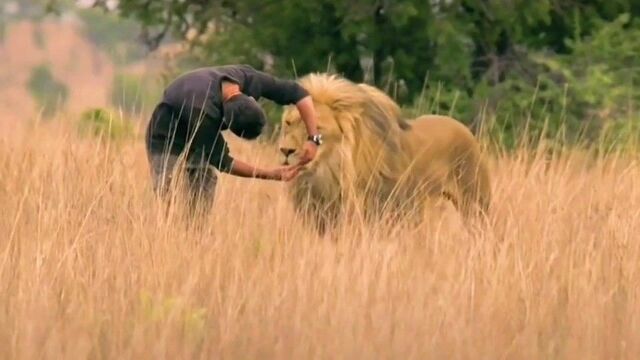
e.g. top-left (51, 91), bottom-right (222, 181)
top-left (222, 94), bottom-right (266, 139)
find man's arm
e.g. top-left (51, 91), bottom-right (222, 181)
top-left (251, 70), bottom-right (321, 164)
top-left (225, 159), bottom-right (300, 181)
top-left (295, 95), bottom-right (320, 165)
top-left (295, 95), bottom-right (320, 138)
top-left (208, 142), bottom-right (300, 181)
top-left (253, 71), bottom-right (319, 137)
top-left (200, 121), bottom-right (300, 181)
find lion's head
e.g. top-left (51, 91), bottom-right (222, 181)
top-left (279, 73), bottom-right (410, 184)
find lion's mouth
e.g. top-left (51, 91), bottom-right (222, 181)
top-left (281, 157), bottom-right (315, 173)
top-left (281, 155), bottom-right (299, 166)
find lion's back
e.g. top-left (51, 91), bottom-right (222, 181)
top-left (403, 115), bottom-right (480, 162)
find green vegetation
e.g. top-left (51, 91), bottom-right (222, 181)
top-left (77, 107), bottom-right (134, 141)
top-left (27, 64), bottom-right (68, 118)
top-left (408, 13), bottom-right (640, 150)
top-left (35, 0), bottom-right (640, 149)
top-left (111, 72), bottom-right (163, 115)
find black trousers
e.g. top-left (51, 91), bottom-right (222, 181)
top-left (145, 104), bottom-right (218, 216)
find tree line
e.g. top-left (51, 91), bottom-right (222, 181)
top-left (48, 0), bottom-right (640, 147)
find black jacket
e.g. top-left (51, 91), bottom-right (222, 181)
top-left (146, 64), bottom-right (309, 172)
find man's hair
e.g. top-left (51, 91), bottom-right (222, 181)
top-left (222, 94), bottom-right (267, 140)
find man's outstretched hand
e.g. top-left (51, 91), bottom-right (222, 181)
top-left (274, 164), bottom-right (303, 181)
top-left (228, 159), bottom-right (302, 181)
top-left (298, 141), bottom-right (318, 166)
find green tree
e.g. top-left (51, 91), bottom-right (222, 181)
top-left (76, 0), bottom-right (440, 98)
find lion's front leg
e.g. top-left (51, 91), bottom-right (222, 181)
top-left (291, 196), bottom-right (343, 236)
top-left (288, 175), bottom-right (343, 236)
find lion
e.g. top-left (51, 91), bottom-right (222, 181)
top-left (279, 73), bottom-right (491, 233)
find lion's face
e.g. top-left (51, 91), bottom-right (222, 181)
top-left (278, 103), bottom-right (347, 167)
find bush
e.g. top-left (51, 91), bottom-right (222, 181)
top-left (77, 107), bottom-right (134, 141)
top-left (111, 72), bottom-right (163, 115)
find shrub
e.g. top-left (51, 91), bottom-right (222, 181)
top-left (111, 72), bottom-right (163, 115)
top-left (77, 107), bottom-right (134, 141)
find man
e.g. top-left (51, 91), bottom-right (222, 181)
top-left (145, 64), bottom-right (323, 215)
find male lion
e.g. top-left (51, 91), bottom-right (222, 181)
top-left (279, 73), bottom-right (491, 233)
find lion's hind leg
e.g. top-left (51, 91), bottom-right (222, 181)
top-left (452, 150), bottom-right (492, 221)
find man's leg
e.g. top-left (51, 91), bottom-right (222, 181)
top-left (146, 102), bottom-right (183, 201)
top-left (185, 158), bottom-right (218, 219)
top-left (148, 151), bottom-right (181, 200)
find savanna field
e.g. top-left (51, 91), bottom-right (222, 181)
top-left (1, 117), bottom-right (640, 360)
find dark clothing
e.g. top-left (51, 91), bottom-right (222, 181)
top-left (147, 151), bottom-right (218, 216)
top-left (146, 102), bottom-right (235, 172)
top-left (145, 64), bottom-right (309, 173)
top-left (145, 65), bottom-right (308, 215)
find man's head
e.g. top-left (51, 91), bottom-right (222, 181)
top-left (223, 94), bottom-right (266, 139)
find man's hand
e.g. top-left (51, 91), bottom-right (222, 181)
top-left (299, 141), bottom-right (318, 166)
top-left (273, 165), bottom-right (303, 181)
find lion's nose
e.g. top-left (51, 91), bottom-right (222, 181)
top-left (280, 147), bottom-right (296, 157)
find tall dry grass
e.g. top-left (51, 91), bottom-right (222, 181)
top-left (1, 117), bottom-right (639, 359)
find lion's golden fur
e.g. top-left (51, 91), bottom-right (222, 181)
top-left (279, 73), bottom-right (491, 232)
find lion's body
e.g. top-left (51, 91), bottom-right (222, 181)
top-left (279, 73), bottom-right (491, 232)
top-left (398, 115), bottom-right (491, 215)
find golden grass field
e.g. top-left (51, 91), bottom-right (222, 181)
top-left (1, 117), bottom-right (639, 359)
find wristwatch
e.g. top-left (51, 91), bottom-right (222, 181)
top-left (308, 134), bottom-right (323, 146)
